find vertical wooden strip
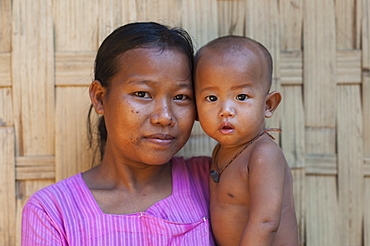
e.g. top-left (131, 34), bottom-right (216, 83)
top-left (281, 85), bottom-right (305, 245)
top-left (55, 87), bottom-right (97, 181)
top-left (303, 0), bottom-right (339, 245)
top-left (366, 177), bottom-right (370, 246)
top-left (278, 1), bottom-right (304, 243)
top-left (135, 0), bottom-right (181, 26)
top-left (53, 0), bottom-right (99, 51)
top-left (0, 0), bottom-right (11, 52)
top-left (306, 176), bottom-right (340, 246)
top-left (217, 0), bottom-right (246, 36)
top-left (335, 0), bottom-right (357, 49)
top-left (181, 0), bottom-right (218, 48)
top-left (279, 0), bottom-right (303, 51)
top-left (337, 85), bottom-right (364, 245)
top-left (12, 0), bottom-right (54, 156)
top-left (0, 127), bottom-right (16, 246)
top-left (363, 0), bottom-right (370, 156)
top-left (98, 0), bottom-right (137, 45)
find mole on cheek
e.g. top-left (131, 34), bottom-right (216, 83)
top-left (136, 111), bottom-right (139, 113)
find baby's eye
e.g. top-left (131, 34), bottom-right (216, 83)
top-left (205, 95), bottom-right (218, 102)
top-left (236, 94), bottom-right (248, 101)
top-left (134, 91), bottom-right (150, 98)
top-left (174, 94), bottom-right (189, 101)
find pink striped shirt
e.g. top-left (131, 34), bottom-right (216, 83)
top-left (22, 156), bottom-right (215, 246)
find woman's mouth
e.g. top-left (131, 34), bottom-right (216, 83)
top-left (145, 133), bottom-right (175, 146)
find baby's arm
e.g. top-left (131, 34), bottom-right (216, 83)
top-left (239, 141), bottom-right (286, 246)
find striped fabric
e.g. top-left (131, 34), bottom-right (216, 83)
top-left (22, 156), bottom-right (215, 246)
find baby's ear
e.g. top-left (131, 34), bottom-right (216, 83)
top-left (265, 91), bottom-right (282, 118)
top-left (89, 80), bottom-right (105, 114)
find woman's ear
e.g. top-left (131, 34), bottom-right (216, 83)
top-left (265, 91), bottom-right (282, 118)
top-left (89, 80), bottom-right (105, 114)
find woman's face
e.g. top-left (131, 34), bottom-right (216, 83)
top-left (92, 47), bottom-right (195, 166)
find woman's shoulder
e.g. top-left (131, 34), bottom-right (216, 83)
top-left (25, 173), bottom-right (85, 208)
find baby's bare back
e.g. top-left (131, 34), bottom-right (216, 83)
top-left (209, 141), bottom-right (298, 246)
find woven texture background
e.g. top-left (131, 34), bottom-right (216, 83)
top-left (1, 0), bottom-right (370, 245)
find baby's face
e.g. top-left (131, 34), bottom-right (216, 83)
top-left (195, 47), bottom-right (271, 147)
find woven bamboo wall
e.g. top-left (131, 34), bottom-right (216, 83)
top-left (0, 0), bottom-right (369, 245)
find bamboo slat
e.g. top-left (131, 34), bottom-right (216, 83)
top-left (337, 85), bottom-right (364, 245)
top-left (55, 51), bottom-right (95, 86)
top-left (306, 176), bottom-right (340, 245)
top-left (303, 0), bottom-right (339, 245)
top-left (98, 0), bottom-right (137, 44)
top-left (53, 0), bottom-right (98, 51)
top-left (280, 51), bottom-right (303, 86)
top-left (11, 0), bottom-right (54, 156)
top-left (336, 50), bottom-right (362, 84)
top-left (181, 0), bottom-right (218, 49)
top-left (0, 52), bottom-right (11, 87)
top-left (366, 177), bottom-right (370, 246)
top-left (335, 0), bottom-right (357, 49)
top-left (55, 87), bottom-right (96, 181)
top-left (135, 0), bottom-right (181, 27)
top-left (0, 0), bottom-right (11, 52)
top-left (217, 0), bottom-right (246, 36)
top-left (279, 0), bottom-right (303, 51)
top-left (0, 126), bottom-right (16, 246)
top-left (0, 88), bottom-right (13, 126)
top-left (363, 0), bottom-right (370, 156)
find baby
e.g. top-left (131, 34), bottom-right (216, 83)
top-left (195, 36), bottom-right (298, 246)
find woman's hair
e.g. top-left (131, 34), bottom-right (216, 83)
top-left (87, 22), bottom-right (194, 161)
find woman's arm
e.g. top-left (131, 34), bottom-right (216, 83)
top-left (22, 201), bottom-right (65, 246)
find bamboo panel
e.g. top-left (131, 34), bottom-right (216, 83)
top-left (306, 176), bottom-right (340, 246)
top-left (181, 0), bottom-right (218, 48)
top-left (0, 52), bottom-right (11, 87)
top-left (0, 0), bottom-right (11, 52)
top-left (55, 87), bottom-right (97, 181)
top-left (12, 0), bottom-right (54, 156)
top-left (337, 85), bottom-right (364, 245)
top-left (55, 51), bottom-right (95, 86)
top-left (53, 0), bottom-right (99, 51)
top-left (279, 0), bottom-right (303, 51)
top-left (217, 0), bottom-right (246, 36)
top-left (0, 126), bottom-right (15, 246)
top-left (98, 0), bottom-right (137, 43)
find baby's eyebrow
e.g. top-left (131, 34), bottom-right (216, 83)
top-left (198, 86), bottom-right (219, 93)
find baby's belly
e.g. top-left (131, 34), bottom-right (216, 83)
top-left (210, 203), bottom-right (249, 246)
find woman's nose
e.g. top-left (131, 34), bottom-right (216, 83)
top-left (150, 100), bottom-right (175, 126)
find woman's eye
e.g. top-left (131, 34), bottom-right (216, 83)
top-left (174, 94), bottom-right (188, 100)
top-left (236, 94), bottom-right (248, 101)
top-left (134, 91), bottom-right (150, 98)
top-left (205, 95), bottom-right (218, 102)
